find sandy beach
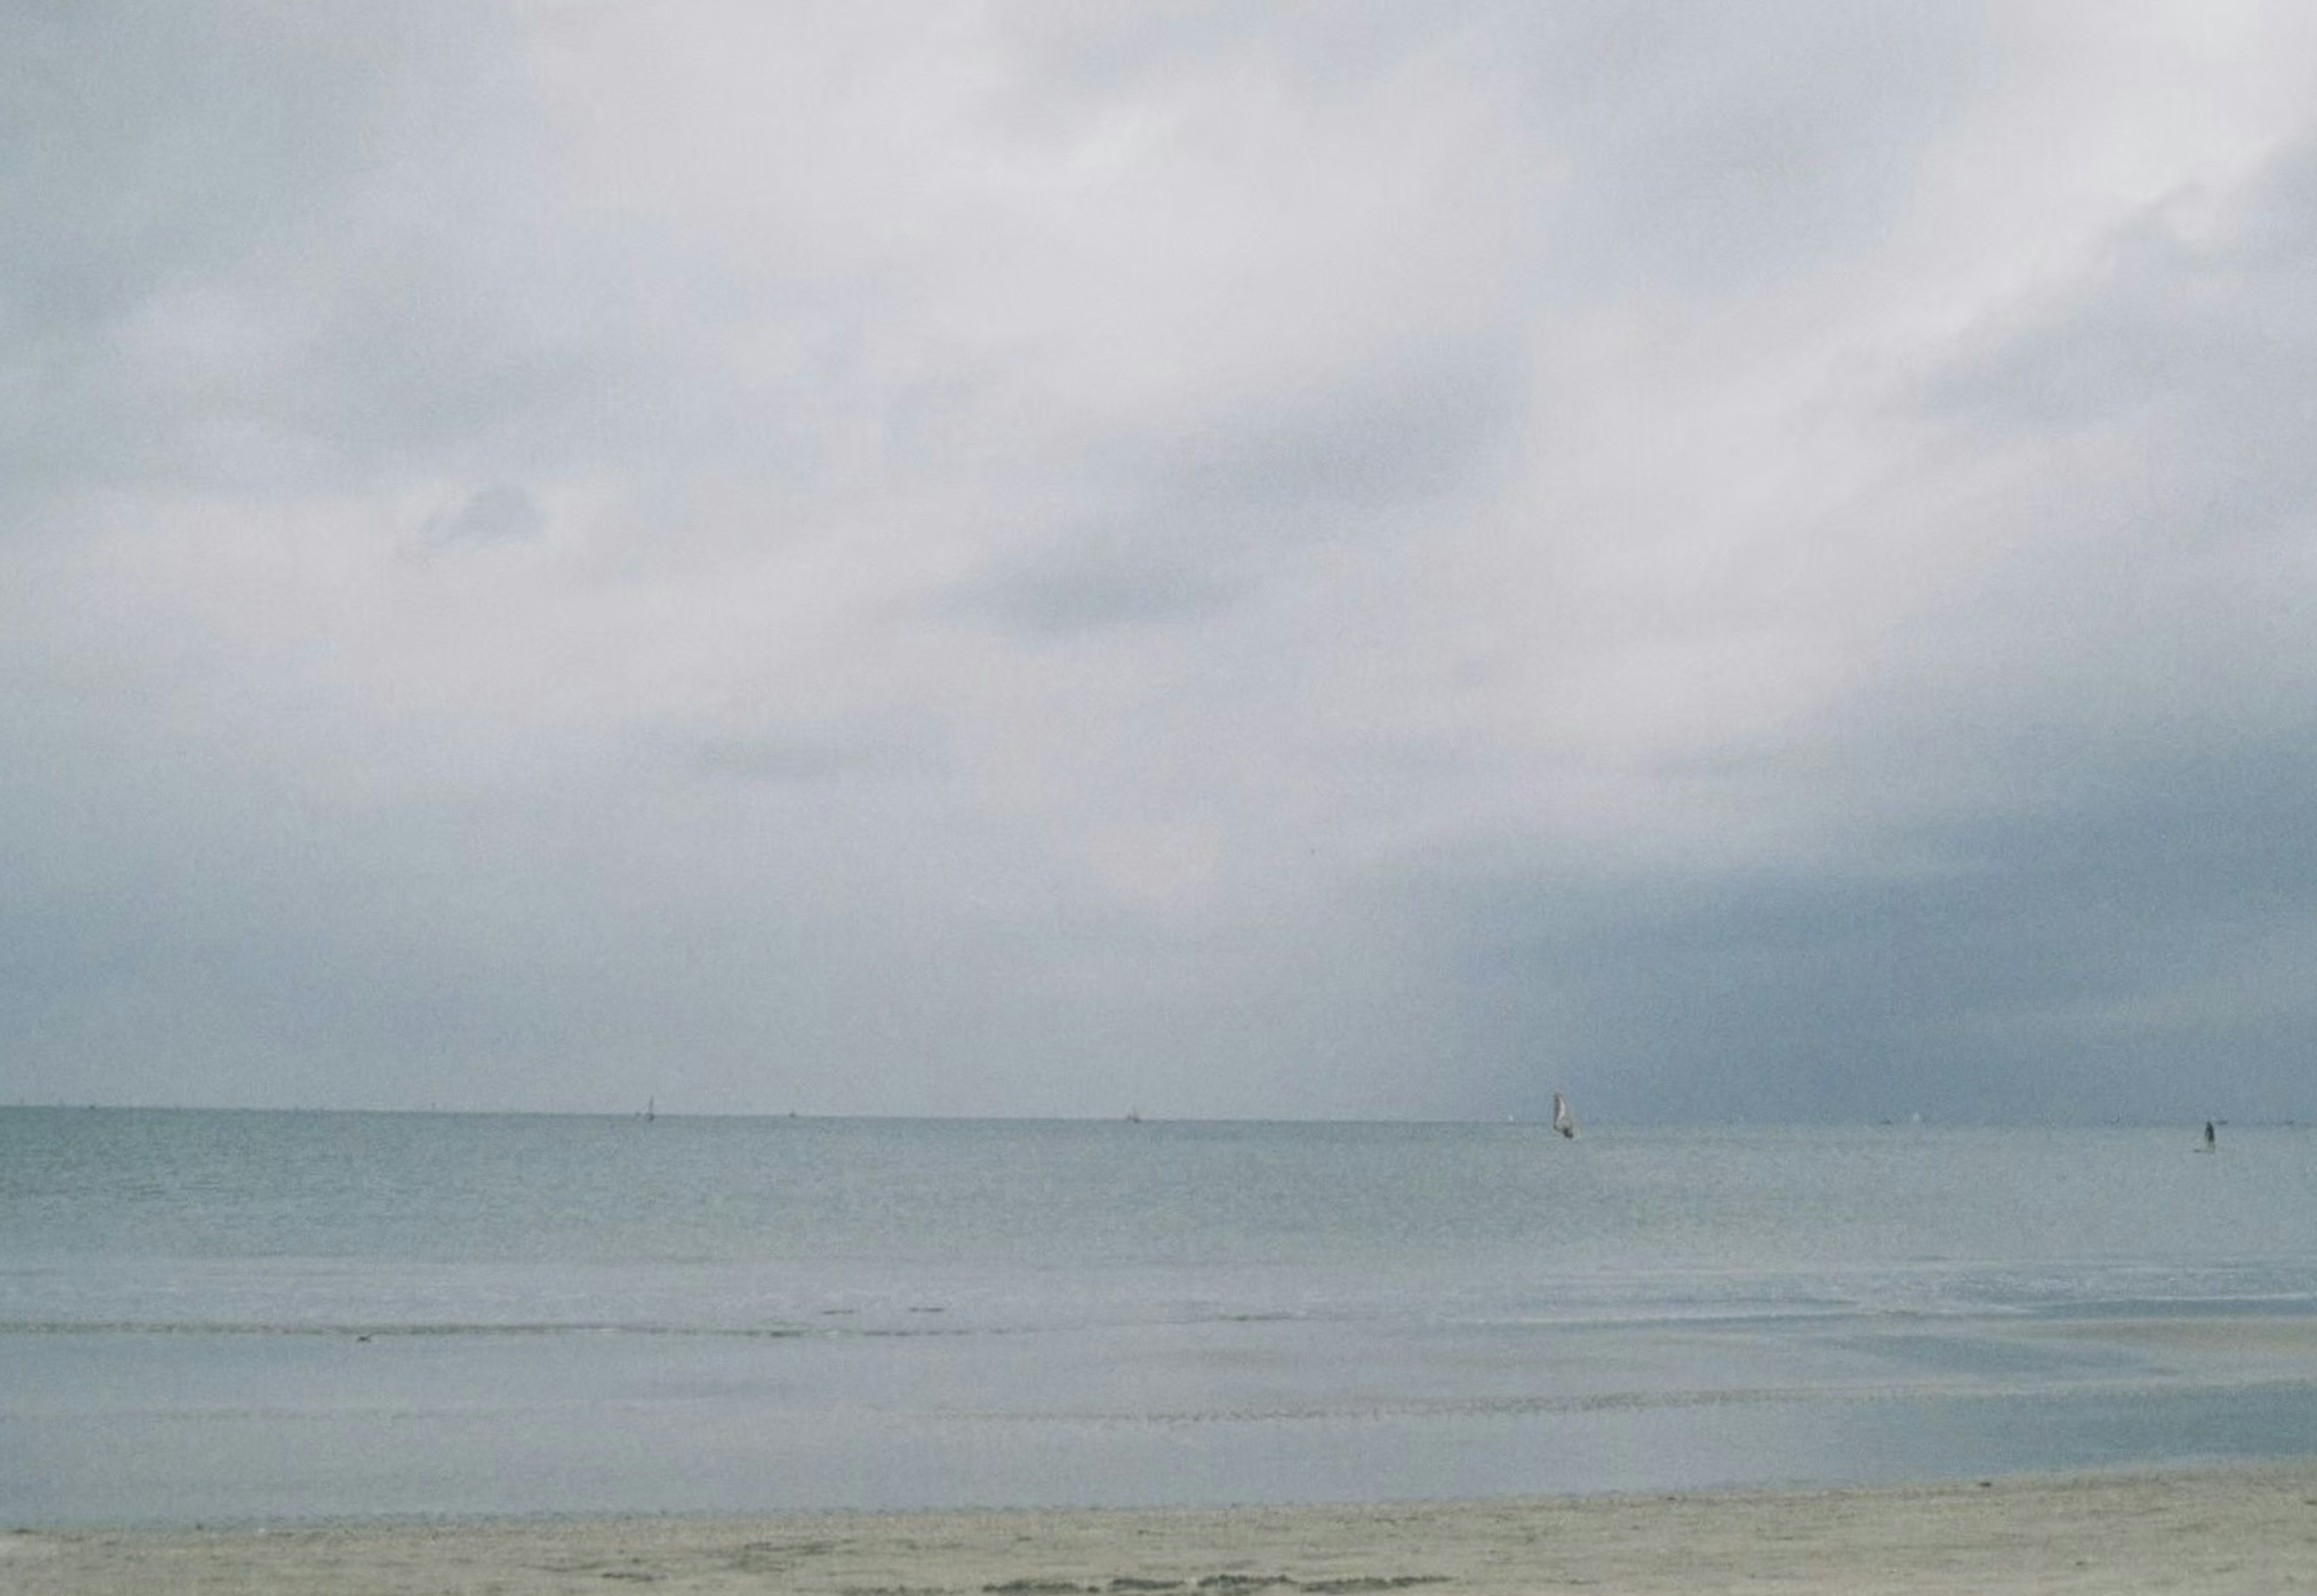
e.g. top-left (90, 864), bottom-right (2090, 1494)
top-left (8, 1463), bottom-right (2316, 1596)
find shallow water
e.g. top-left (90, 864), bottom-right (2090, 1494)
top-left (4, 1110), bottom-right (2314, 1522)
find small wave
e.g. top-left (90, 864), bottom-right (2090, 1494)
top-left (0, 1318), bottom-right (815, 1340)
top-left (967, 1372), bottom-right (2317, 1431)
top-left (2026, 1294), bottom-right (2317, 1321)
top-left (0, 1315), bottom-right (1079, 1342)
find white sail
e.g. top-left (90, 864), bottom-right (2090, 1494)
top-left (1552, 1092), bottom-right (1576, 1139)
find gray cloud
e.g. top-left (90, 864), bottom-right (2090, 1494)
top-left (965, 346), bottom-right (1523, 636)
top-left (1930, 133), bottom-right (2317, 559)
top-left (4, 2), bottom-right (2316, 1122)
top-left (415, 482), bottom-right (544, 551)
top-left (1431, 731), bottom-right (2317, 1126)
top-left (1155, 347), bottom-right (1524, 519)
top-left (974, 527), bottom-right (1241, 637)
top-left (0, 4), bottom-right (565, 510)
top-left (420, 484), bottom-right (547, 549)
top-left (1543, 4), bottom-right (1993, 294)
top-left (696, 716), bottom-right (946, 784)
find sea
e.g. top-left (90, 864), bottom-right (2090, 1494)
top-left (4, 1108), bottom-right (2315, 1525)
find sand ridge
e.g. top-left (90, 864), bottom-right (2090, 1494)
top-left (8, 1463), bottom-right (2317, 1595)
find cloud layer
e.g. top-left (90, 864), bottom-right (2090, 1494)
top-left (6, 2), bottom-right (2316, 1121)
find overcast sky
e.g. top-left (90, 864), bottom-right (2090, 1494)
top-left (6, 2), bottom-right (2316, 1122)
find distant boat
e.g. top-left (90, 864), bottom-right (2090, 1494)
top-left (1125, 1108), bottom-right (1142, 1124)
top-left (645, 1096), bottom-right (655, 1123)
top-left (2199, 1121), bottom-right (2216, 1152)
top-left (1551, 1092), bottom-right (1577, 1139)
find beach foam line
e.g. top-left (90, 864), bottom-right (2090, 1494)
top-left (10, 1461), bottom-right (2317, 1595)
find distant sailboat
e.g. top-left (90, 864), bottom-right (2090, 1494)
top-left (1551, 1092), bottom-right (1577, 1139)
top-left (645, 1096), bottom-right (655, 1123)
top-left (2199, 1120), bottom-right (2216, 1152)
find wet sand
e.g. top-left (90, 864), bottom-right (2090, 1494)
top-left (8, 1462), bottom-right (2317, 1595)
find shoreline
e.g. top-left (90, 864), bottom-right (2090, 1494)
top-left (10, 1461), bottom-right (2317, 1595)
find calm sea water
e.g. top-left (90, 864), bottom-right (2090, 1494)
top-left (4, 1108), bottom-right (2315, 1523)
